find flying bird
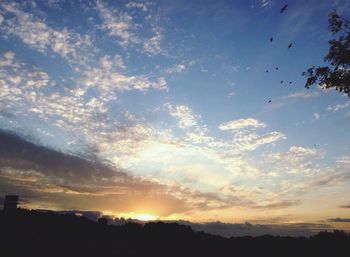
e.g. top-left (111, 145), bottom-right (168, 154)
top-left (275, 67), bottom-right (279, 70)
top-left (270, 37), bottom-right (273, 42)
top-left (281, 80), bottom-right (284, 84)
top-left (289, 81), bottom-right (292, 84)
top-left (268, 100), bottom-right (272, 103)
top-left (280, 4), bottom-right (288, 13)
top-left (288, 43), bottom-right (293, 48)
top-left (266, 70), bottom-right (269, 73)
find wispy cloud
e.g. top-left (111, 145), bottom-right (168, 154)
top-left (126, 1), bottom-right (150, 12)
top-left (260, 0), bottom-right (274, 8)
top-left (0, 129), bottom-right (249, 216)
top-left (281, 92), bottom-right (320, 100)
top-left (268, 146), bottom-right (321, 162)
top-left (1, 2), bottom-right (95, 65)
top-left (96, 0), bottom-right (165, 55)
top-left (252, 200), bottom-right (300, 209)
top-left (79, 55), bottom-right (167, 100)
top-left (336, 156), bottom-right (350, 165)
top-left (96, 0), bottom-right (138, 47)
top-left (219, 118), bottom-right (284, 151)
top-left (266, 146), bottom-right (324, 178)
top-left (166, 104), bottom-right (200, 129)
top-left (165, 64), bottom-right (186, 74)
top-left (219, 118), bottom-right (266, 131)
top-left (339, 204), bottom-right (350, 209)
top-left (328, 218), bottom-right (350, 223)
top-left (143, 29), bottom-right (163, 55)
top-left (0, 50), bottom-right (167, 162)
top-left (256, 91), bottom-right (320, 115)
top-left (327, 101), bottom-right (350, 112)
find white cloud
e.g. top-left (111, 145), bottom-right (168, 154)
top-left (126, 1), bottom-right (149, 12)
top-left (79, 58), bottom-right (167, 101)
top-left (96, 0), bottom-right (138, 47)
top-left (0, 51), bottom-right (20, 68)
top-left (98, 54), bottom-right (126, 70)
top-left (313, 113), bottom-right (320, 120)
top-left (232, 131), bottom-right (285, 151)
top-left (143, 30), bottom-right (163, 55)
top-left (257, 91), bottom-right (320, 115)
top-left (0, 52), bottom-right (51, 103)
top-left (0, 51), bottom-right (291, 210)
top-left (165, 64), bottom-right (186, 74)
top-left (269, 146), bottom-right (320, 161)
top-left (282, 92), bottom-right (319, 100)
top-left (167, 104), bottom-right (200, 129)
top-left (2, 2), bottom-right (94, 65)
top-left (336, 156), bottom-right (350, 165)
top-left (219, 118), bottom-right (266, 131)
top-left (266, 146), bottom-right (323, 176)
top-left (327, 101), bottom-right (350, 112)
top-left (226, 92), bottom-right (235, 98)
top-left (0, 51), bottom-right (166, 162)
top-left (217, 119), bottom-right (285, 153)
top-left (96, 0), bottom-right (164, 55)
top-left (260, 0), bottom-right (273, 8)
top-left (248, 132), bottom-right (285, 148)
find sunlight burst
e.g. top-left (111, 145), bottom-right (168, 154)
top-left (133, 214), bottom-right (157, 221)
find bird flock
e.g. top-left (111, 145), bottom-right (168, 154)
top-left (267, 4), bottom-right (294, 103)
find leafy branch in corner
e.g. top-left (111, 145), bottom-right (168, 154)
top-left (303, 11), bottom-right (350, 96)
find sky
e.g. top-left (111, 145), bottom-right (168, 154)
top-left (0, 0), bottom-right (350, 236)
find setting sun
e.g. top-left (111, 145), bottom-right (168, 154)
top-left (133, 213), bottom-right (157, 221)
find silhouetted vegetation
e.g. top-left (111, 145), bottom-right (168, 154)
top-left (303, 11), bottom-right (350, 96)
top-left (0, 209), bottom-right (349, 257)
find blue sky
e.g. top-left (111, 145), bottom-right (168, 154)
top-left (0, 0), bottom-right (350, 233)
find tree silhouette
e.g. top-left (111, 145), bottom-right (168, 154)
top-left (1, 208), bottom-right (350, 257)
top-left (303, 11), bottom-right (350, 96)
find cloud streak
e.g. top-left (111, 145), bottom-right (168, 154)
top-left (0, 128), bottom-right (243, 216)
top-left (1, 2), bottom-right (94, 65)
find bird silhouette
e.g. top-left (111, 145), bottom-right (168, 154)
top-left (268, 100), bottom-right (272, 103)
top-left (270, 37), bottom-right (273, 42)
top-left (280, 4), bottom-right (288, 13)
top-left (289, 81), bottom-right (292, 84)
top-left (275, 67), bottom-right (279, 70)
top-left (266, 70), bottom-right (269, 73)
top-left (281, 80), bottom-right (284, 84)
top-left (288, 43), bottom-right (293, 48)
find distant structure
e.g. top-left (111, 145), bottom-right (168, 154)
top-left (3, 195), bottom-right (19, 212)
top-left (98, 217), bottom-right (108, 226)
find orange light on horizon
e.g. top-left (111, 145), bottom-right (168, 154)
top-left (115, 211), bottom-right (159, 221)
top-left (133, 213), bottom-right (157, 221)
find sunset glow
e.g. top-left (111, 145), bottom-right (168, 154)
top-left (133, 214), bottom-right (158, 221)
top-left (0, 0), bottom-right (349, 236)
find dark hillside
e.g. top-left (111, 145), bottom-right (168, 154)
top-left (0, 209), bottom-right (349, 257)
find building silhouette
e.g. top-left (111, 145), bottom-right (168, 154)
top-left (98, 217), bottom-right (108, 226)
top-left (3, 195), bottom-right (19, 212)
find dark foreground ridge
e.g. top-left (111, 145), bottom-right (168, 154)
top-left (0, 209), bottom-right (349, 257)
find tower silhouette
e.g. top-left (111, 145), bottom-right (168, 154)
top-left (3, 195), bottom-right (19, 212)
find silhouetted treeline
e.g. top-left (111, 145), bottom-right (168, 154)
top-left (0, 209), bottom-right (349, 257)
